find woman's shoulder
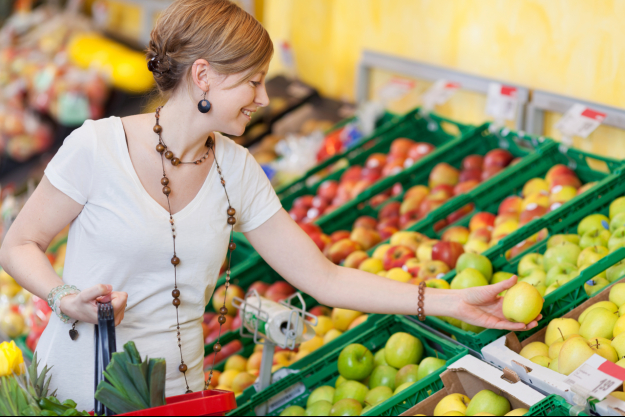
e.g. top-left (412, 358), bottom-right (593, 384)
top-left (215, 132), bottom-right (253, 165)
top-left (63, 116), bottom-right (123, 151)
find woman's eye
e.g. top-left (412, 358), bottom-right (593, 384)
top-left (251, 81), bottom-right (261, 87)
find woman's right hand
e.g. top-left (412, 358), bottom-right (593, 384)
top-left (60, 284), bottom-right (128, 326)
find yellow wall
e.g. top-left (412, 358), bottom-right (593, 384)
top-left (263, 0), bottom-right (625, 158)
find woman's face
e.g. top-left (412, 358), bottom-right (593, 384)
top-left (207, 66), bottom-right (270, 136)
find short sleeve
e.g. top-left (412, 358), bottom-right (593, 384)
top-left (44, 120), bottom-right (97, 205)
top-left (234, 149), bottom-right (282, 233)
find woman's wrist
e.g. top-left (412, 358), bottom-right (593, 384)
top-left (59, 293), bottom-right (80, 322)
top-left (422, 287), bottom-right (462, 318)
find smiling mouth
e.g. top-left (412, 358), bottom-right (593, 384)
top-left (241, 109), bottom-right (254, 119)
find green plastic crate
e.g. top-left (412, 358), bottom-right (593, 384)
top-left (230, 315), bottom-right (468, 416)
top-left (423, 165), bottom-right (625, 351)
top-left (275, 111), bottom-right (398, 201)
top-left (529, 395), bottom-right (589, 416)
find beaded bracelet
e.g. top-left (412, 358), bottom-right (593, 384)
top-left (47, 285), bottom-right (80, 324)
top-left (417, 282), bottom-right (426, 321)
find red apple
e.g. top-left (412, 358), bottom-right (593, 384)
top-left (289, 207), bottom-right (308, 223)
top-left (404, 185), bottom-right (430, 201)
top-left (431, 184), bottom-right (455, 200)
top-left (418, 197), bottom-right (447, 219)
top-left (404, 258), bottom-right (422, 277)
top-left (379, 201), bottom-right (401, 219)
top-left (495, 213), bottom-right (520, 226)
top-left (509, 239), bottom-right (537, 259)
top-left (350, 227), bottom-right (382, 251)
top-left (310, 233), bottom-right (332, 252)
top-left (212, 340), bottom-right (243, 365)
top-left (379, 226), bottom-right (399, 239)
top-left (265, 282), bottom-right (297, 302)
top-left (434, 219), bottom-right (449, 232)
top-left (354, 216), bottom-right (378, 230)
top-left (442, 226), bottom-right (470, 244)
top-left (377, 217), bottom-right (400, 231)
top-left (418, 260), bottom-right (451, 279)
top-left (248, 281), bottom-right (271, 297)
top-left (469, 228), bottom-right (492, 243)
top-left (202, 323), bottom-right (211, 340)
top-left (336, 180), bottom-right (358, 202)
top-left (293, 195), bottom-right (314, 210)
top-left (546, 165), bottom-right (576, 185)
top-left (330, 231), bottom-right (351, 243)
top-left (213, 284), bottom-right (244, 315)
top-left (351, 179), bottom-right (375, 198)
top-left (311, 196), bottom-right (329, 210)
top-left (519, 205), bottom-right (548, 226)
top-left (429, 163), bottom-right (460, 188)
top-left (459, 169), bottom-right (483, 183)
top-left (453, 181), bottom-right (480, 196)
top-left (462, 155), bottom-right (484, 171)
top-left (390, 138), bottom-right (415, 156)
top-left (382, 160), bottom-right (405, 177)
top-left (317, 180), bottom-right (340, 201)
top-left (231, 313), bottom-right (242, 331)
top-left (498, 196), bottom-right (523, 215)
top-left (369, 194), bottom-right (390, 207)
top-left (341, 166), bottom-right (363, 182)
top-left (326, 239), bottom-right (362, 264)
top-left (407, 143), bottom-right (436, 162)
top-left (203, 313), bottom-right (217, 325)
top-left (399, 211), bottom-right (420, 230)
top-left (484, 149), bottom-right (514, 168)
top-left (391, 183), bottom-right (403, 196)
top-left (310, 306), bottom-right (332, 317)
top-left (481, 166), bottom-right (504, 181)
top-left (469, 212), bottom-right (496, 231)
top-left (365, 153), bottom-right (387, 169)
top-left (447, 204), bottom-right (475, 224)
top-left (432, 241), bottom-right (464, 269)
top-left (299, 223), bottom-right (322, 236)
top-left (383, 245), bottom-right (416, 270)
top-left (361, 166), bottom-right (383, 182)
top-left (306, 207), bottom-right (324, 221)
top-left (400, 195), bottom-right (427, 215)
top-left (344, 250), bottom-right (370, 268)
top-left (550, 175), bottom-right (582, 190)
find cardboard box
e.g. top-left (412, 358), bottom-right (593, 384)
top-left (482, 285), bottom-right (625, 416)
top-left (399, 355), bottom-right (544, 416)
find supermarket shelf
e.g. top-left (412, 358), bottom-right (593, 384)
top-left (355, 50), bottom-right (530, 130)
top-left (525, 89), bottom-right (625, 135)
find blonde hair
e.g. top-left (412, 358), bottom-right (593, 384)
top-left (147, 0), bottom-right (273, 95)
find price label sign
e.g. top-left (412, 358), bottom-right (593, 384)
top-left (377, 77), bottom-right (417, 103)
top-left (485, 83), bottom-right (519, 121)
top-left (422, 80), bottom-right (461, 110)
top-left (563, 355), bottom-right (625, 401)
top-left (555, 103), bottom-right (607, 139)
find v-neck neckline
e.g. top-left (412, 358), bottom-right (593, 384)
top-left (114, 116), bottom-right (219, 220)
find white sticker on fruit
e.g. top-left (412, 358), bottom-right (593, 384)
top-left (422, 79), bottom-right (461, 111)
top-left (563, 355), bottom-right (625, 401)
top-left (485, 83), bottom-right (519, 121)
top-left (377, 77), bottom-right (417, 102)
top-left (555, 103), bottom-right (606, 139)
top-left (263, 382), bottom-right (306, 414)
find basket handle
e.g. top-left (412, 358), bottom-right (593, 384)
top-left (94, 302), bottom-right (117, 416)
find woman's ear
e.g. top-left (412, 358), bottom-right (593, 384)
top-left (191, 59), bottom-right (212, 91)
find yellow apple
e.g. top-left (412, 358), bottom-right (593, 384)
top-left (300, 335), bottom-right (324, 353)
top-left (519, 342), bottom-right (549, 359)
top-left (324, 329), bottom-right (343, 344)
top-left (387, 268), bottom-right (413, 283)
top-left (559, 337), bottom-right (595, 375)
top-left (312, 316), bottom-right (334, 337)
top-left (331, 309), bottom-right (363, 331)
top-left (502, 282), bottom-right (543, 324)
top-left (417, 240), bottom-right (438, 262)
top-left (433, 393), bottom-right (470, 416)
top-left (373, 244), bottom-right (392, 261)
top-left (359, 258), bottom-right (384, 274)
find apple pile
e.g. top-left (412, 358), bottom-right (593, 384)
top-left (444, 165), bottom-right (592, 259)
top-left (278, 332), bottom-right (446, 417)
top-left (288, 138), bottom-right (437, 224)
top-left (433, 390), bottom-right (526, 416)
top-left (515, 283), bottom-right (625, 380)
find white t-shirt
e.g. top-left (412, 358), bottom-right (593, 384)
top-left (37, 116), bottom-right (281, 411)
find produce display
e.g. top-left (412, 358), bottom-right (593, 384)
top-left (431, 390), bottom-right (527, 416)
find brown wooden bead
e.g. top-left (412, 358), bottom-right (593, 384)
top-left (213, 343), bottom-right (222, 353)
top-left (218, 315), bottom-right (227, 324)
top-left (163, 186), bottom-right (171, 195)
top-left (171, 256), bottom-right (181, 266)
top-left (153, 125), bottom-right (162, 134)
top-left (221, 179), bottom-right (226, 186)
top-left (156, 144), bottom-right (165, 153)
top-left (229, 242), bottom-right (237, 251)
top-left (179, 364), bottom-right (188, 373)
top-left (219, 307), bottom-right (228, 315)
top-left (161, 177), bottom-right (170, 186)
top-left (172, 158), bottom-right (181, 166)
top-left (172, 289), bottom-right (180, 298)
top-left (173, 298), bottom-right (181, 307)
top-left (227, 208), bottom-right (236, 216)
top-left (165, 151), bottom-right (174, 160)
top-left (227, 217), bottom-right (236, 225)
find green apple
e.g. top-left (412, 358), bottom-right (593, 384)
top-left (280, 406), bottom-right (305, 416)
top-left (505, 409), bottom-right (530, 416)
top-left (611, 283), bottom-right (625, 307)
top-left (456, 253), bottom-right (493, 281)
top-left (338, 344), bottom-right (374, 381)
top-left (520, 269), bottom-right (547, 286)
top-left (545, 281), bottom-right (563, 295)
top-left (610, 197), bottom-right (625, 219)
top-left (373, 349), bottom-right (388, 368)
top-left (306, 401), bottom-right (332, 417)
top-left (329, 399), bottom-right (362, 416)
top-left (545, 318), bottom-right (580, 346)
top-left (465, 390), bottom-right (511, 416)
top-left (578, 213), bottom-right (610, 236)
top-left (548, 341), bottom-right (564, 359)
top-left (543, 242), bottom-right (581, 272)
top-left (546, 263), bottom-right (577, 286)
top-left (441, 316), bottom-right (463, 328)
top-left (385, 332), bottom-right (423, 369)
top-left (608, 261), bottom-right (625, 283)
top-left (450, 268), bottom-right (489, 289)
top-left (617, 358), bottom-right (625, 369)
top-left (612, 333), bottom-right (625, 359)
top-left (587, 337), bottom-right (619, 362)
top-left (502, 282), bottom-right (544, 324)
top-left (579, 307), bottom-right (618, 339)
top-left (369, 366), bottom-right (397, 391)
top-left (433, 394), bottom-right (470, 416)
top-left (577, 246), bottom-right (609, 267)
top-left (611, 212), bottom-right (625, 233)
top-left (519, 341), bottom-right (549, 359)
top-left (579, 263), bottom-right (607, 279)
top-left (307, 386), bottom-right (335, 407)
top-left (559, 337), bottom-right (595, 375)
top-left (461, 321), bottom-right (486, 333)
top-left (517, 253), bottom-right (544, 277)
top-left (549, 357), bottom-right (559, 373)
top-left (585, 277), bottom-right (610, 296)
top-left (609, 227), bottom-right (625, 252)
top-left (530, 355), bottom-right (551, 367)
top-left (364, 386), bottom-right (393, 407)
top-left (335, 376), bottom-right (347, 388)
top-left (395, 364), bottom-right (420, 387)
top-left (580, 229), bottom-right (611, 249)
top-left (579, 301), bottom-right (619, 323)
top-left (547, 234), bottom-right (580, 248)
top-left (491, 271), bottom-right (515, 285)
top-left (333, 381), bottom-right (369, 405)
top-left (416, 357), bottom-right (446, 380)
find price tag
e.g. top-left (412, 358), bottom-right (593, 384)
top-left (485, 83), bottom-right (519, 121)
top-left (264, 382), bottom-right (306, 414)
top-left (563, 355), bottom-right (625, 401)
top-left (377, 77), bottom-right (417, 102)
top-left (555, 103), bottom-right (606, 139)
top-left (422, 79), bottom-right (461, 111)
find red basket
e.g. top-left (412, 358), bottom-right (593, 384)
top-left (116, 390), bottom-right (237, 416)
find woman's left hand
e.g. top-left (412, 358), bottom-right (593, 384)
top-left (452, 276), bottom-right (543, 331)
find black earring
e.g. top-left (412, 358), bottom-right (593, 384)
top-left (198, 91), bottom-right (211, 113)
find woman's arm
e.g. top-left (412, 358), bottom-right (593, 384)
top-left (0, 176), bottom-right (127, 325)
top-left (245, 209), bottom-right (539, 331)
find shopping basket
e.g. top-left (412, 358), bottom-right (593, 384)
top-left (93, 302), bottom-right (237, 416)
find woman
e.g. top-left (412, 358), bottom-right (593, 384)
top-left (0, 0), bottom-right (538, 410)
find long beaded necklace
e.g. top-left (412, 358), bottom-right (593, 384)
top-left (153, 106), bottom-right (236, 394)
